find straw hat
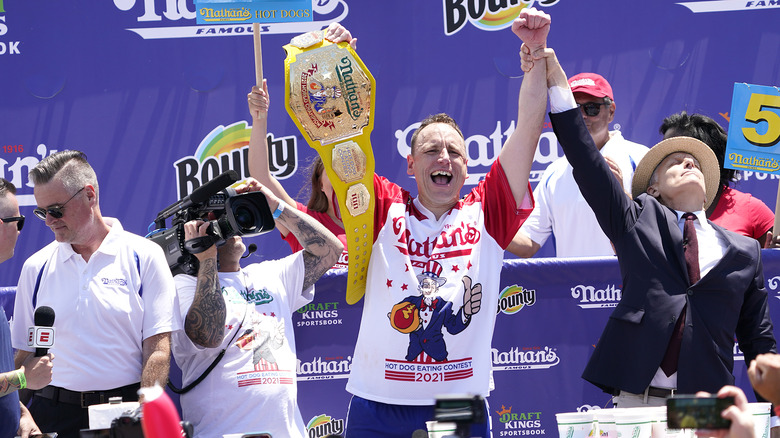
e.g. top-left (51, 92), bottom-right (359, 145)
top-left (630, 136), bottom-right (720, 210)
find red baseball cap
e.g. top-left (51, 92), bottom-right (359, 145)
top-left (568, 73), bottom-right (614, 101)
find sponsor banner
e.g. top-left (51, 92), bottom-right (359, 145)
top-left (194, 0), bottom-right (313, 25)
top-left (725, 83), bottom-right (780, 174)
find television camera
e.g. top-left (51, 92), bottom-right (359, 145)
top-left (147, 170), bottom-right (275, 275)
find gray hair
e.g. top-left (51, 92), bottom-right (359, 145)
top-left (30, 150), bottom-right (99, 198)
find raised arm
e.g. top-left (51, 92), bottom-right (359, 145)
top-left (181, 220), bottom-right (226, 348)
top-left (499, 8), bottom-right (550, 207)
top-left (237, 179), bottom-right (343, 292)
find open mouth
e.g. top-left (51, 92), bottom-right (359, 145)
top-left (431, 170), bottom-right (452, 185)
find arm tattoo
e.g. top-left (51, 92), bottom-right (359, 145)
top-left (185, 257), bottom-right (227, 348)
top-left (279, 208), bottom-right (341, 291)
top-left (0, 370), bottom-right (23, 397)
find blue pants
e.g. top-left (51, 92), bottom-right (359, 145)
top-left (345, 395), bottom-right (491, 438)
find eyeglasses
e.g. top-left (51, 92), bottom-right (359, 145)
top-left (0, 216), bottom-right (24, 231)
top-left (577, 101), bottom-right (609, 117)
top-left (33, 187), bottom-right (85, 220)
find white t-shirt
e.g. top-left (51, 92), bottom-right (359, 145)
top-left (519, 131), bottom-right (648, 257)
top-left (11, 218), bottom-right (180, 390)
top-left (346, 160), bottom-right (532, 405)
top-left (172, 252), bottom-right (312, 438)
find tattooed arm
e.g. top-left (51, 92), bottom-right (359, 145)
top-left (275, 202), bottom-right (344, 291)
top-left (235, 178), bottom-right (344, 292)
top-left (182, 220), bottom-right (227, 349)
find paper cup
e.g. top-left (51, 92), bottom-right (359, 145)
top-left (614, 408), bottom-right (655, 438)
top-left (593, 408), bottom-right (616, 438)
top-left (556, 411), bottom-right (596, 438)
top-left (426, 420), bottom-right (458, 438)
top-left (748, 402), bottom-right (771, 438)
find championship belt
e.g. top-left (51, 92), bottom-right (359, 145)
top-left (283, 31), bottom-right (376, 305)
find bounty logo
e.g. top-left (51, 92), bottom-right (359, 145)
top-left (570, 284), bottom-right (621, 309)
top-left (443, 0), bottom-right (560, 36)
top-left (492, 346), bottom-right (560, 371)
top-left (295, 301), bottom-right (343, 328)
top-left (496, 285), bottom-right (536, 315)
top-left (306, 414), bottom-right (345, 438)
top-left (173, 121), bottom-right (297, 200)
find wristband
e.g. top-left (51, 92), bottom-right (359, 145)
top-left (272, 202), bottom-right (285, 219)
top-left (16, 369), bottom-right (26, 390)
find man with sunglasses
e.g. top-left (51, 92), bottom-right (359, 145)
top-left (11, 150), bottom-right (181, 438)
top-left (507, 72), bottom-right (649, 258)
top-left (0, 178), bottom-right (54, 438)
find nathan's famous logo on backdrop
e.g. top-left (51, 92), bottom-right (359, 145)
top-left (0, 144), bottom-right (58, 207)
top-left (174, 121), bottom-right (297, 200)
top-left (733, 342), bottom-right (745, 361)
top-left (497, 285), bottom-right (536, 315)
top-left (492, 345), bottom-right (560, 371)
top-left (442, 0), bottom-right (560, 36)
top-left (306, 414), bottom-right (345, 438)
top-left (570, 284), bottom-right (621, 309)
top-left (296, 355), bottom-right (352, 381)
top-left (494, 405), bottom-right (544, 437)
top-left (110, 0), bottom-right (349, 40)
top-left (295, 301), bottom-right (342, 328)
top-left (395, 120), bottom-right (561, 186)
top-left (676, 0), bottom-right (780, 13)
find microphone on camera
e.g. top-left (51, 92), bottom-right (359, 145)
top-left (241, 243), bottom-right (258, 259)
top-left (155, 170), bottom-right (240, 221)
top-left (28, 306), bottom-right (55, 357)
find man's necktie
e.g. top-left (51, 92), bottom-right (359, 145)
top-left (660, 212), bottom-right (699, 377)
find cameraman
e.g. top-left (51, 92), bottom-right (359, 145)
top-left (171, 178), bottom-right (343, 438)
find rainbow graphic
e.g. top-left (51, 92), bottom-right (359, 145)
top-left (472, 4), bottom-right (529, 31)
top-left (192, 121), bottom-right (252, 162)
top-left (306, 414), bottom-right (334, 430)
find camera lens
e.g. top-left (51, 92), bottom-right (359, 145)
top-left (234, 205), bottom-right (256, 232)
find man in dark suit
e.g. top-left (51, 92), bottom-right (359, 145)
top-left (518, 43), bottom-right (776, 407)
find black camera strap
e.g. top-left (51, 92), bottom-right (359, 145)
top-left (167, 304), bottom-right (248, 395)
top-left (183, 236), bottom-right (217, 254)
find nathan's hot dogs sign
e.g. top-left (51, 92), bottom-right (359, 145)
top-left (725, 83), bottom-right (780, 174)
top-left (194, 0), bottom-right (313, 24)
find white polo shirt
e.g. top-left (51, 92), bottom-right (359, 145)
top-left (11, 218), bottom-right (181, 391)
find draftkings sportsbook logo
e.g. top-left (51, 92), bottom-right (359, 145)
top-left (570, 284), bottom-right (621, 309)
top-left (442, 0), bottom-right (560, 35)
top-left (306, 414), bottom-right (345, 438)
top-left (497, 285), bottom-right (536, 315)
top-left (492, 346), bottom-right (560, 371)
top-left (494, 405), bottom-right (545, 437)
top-left (295, 302), bottom-right (343, 328)
top-left (173, 122), bottom-right (298, 200)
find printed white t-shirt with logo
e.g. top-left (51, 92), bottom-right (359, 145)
top-left (173, 252), bottom-right (311, 438)
top-left (346, 159), bottom-right (532, 405)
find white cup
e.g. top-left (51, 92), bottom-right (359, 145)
top-left (614, 407), bottom-right (655, 438)
top-left (425, 420), bottom-right (458, 438)
top-left (747, 402), bottom-right (771, 438)
top-left (556, 411), bottom-right (596, 438)
top-left (593, 408), bottom-right (616, 438)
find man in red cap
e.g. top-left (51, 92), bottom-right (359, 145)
top-left (507, 72), bottom-right (649, 258)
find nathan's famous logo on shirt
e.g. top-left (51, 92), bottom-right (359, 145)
top-left (492, 346), bottom-right (560, 371)
top-left (295, 301), bottom-right (342, 327)
top-left (173, 122), bottom-right (298, 200)
top-left (296, 355), bottom-right (352, 381)
top-left (497, 285), bottom-right (536, 315)
top-left (392, 217), bottom-right (481, 259)
top-left (101, 277), bottom-right (128, 287)
top-left (306, 414), bottom-right (345, 438)
top-left (240, 285), bottom-right (273, 306)
top-left (570, 284), bottom-right (621, 309)
top-left (442, 0), bottom-right (560, 36)
top-left (494, 405), bottom-right (544, 437)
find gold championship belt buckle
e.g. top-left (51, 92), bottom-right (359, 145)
top-left (284, 30), bottom-right (376, 304)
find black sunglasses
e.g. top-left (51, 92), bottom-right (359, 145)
top-left (577, 101), bottom-right (609, 117)
top-left (1, 216), bottom-right (25, 231)
top-left (33, 187), bottom-right (85, 220)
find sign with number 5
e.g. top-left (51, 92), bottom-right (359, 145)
top-left (725, 83), bottom-right (780, 174)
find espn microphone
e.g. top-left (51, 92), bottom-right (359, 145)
top-left (28, 306), bottom-right (55, 357)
